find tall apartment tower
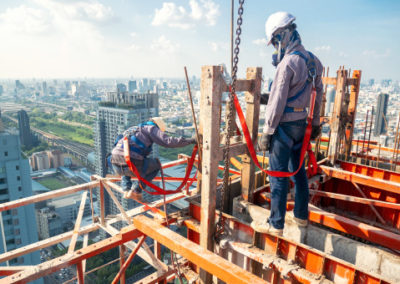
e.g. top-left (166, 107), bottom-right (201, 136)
top-left (0, 131), bottom-right (41, 274)
top-left (94, 91), bottom-right (159, 216)
top-left (17, 110), bottom-right (32, 148)
top-left (374, 93), bottom-right (389, 137)
top-left (128, 80), bottom-right (137, 92)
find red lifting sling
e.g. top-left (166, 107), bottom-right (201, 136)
top-left (232, 86), bottom-right (318, 177)
top-left (123, 138), bottom-right (198, 195)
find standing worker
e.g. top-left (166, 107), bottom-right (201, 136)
top-left (110, 117), bottom-right (196, 200)
top-left (252, 12), bottom-right (324, 236)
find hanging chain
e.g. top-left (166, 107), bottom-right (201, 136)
top-left (215, 0), bottom-right (245, 242)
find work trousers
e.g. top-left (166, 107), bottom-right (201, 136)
top-left (268, 119), bottom-right (309, 229)
top-left (112, 158), bottom-right (160, 192)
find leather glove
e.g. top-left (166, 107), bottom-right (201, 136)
top-left (257, 133), bottom-right (272, 152)
top-left (310, 125), bottom-right (322, 140)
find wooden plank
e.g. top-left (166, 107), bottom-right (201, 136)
top-left (82, 234), bottom-right (89, 273)
top-left (327, 69), bottom-right (348, 163)
top-left (241, 67), bottom-right (262, 202)
top-left (0, 266), bottom-right (33, 276)
top-left (68, 191), bottom-right (88, 254)
top-left (199, 65), bottom-right (224, 284)
top-left (99, 181), bottom-right (105, 226)
top-left (344, 70), bottom-right (362, 156)
top-left (0, 224), bottom-right (98, 264)
top-left (112, 236), bottom-right (146, 284)
top-left (99, 224), bottom-right (167, 272)
top-left (0, 181), bottom-right (97, 212)
top-left (119, 245), bottom-right (126, 284)
top-left (217, 142), bottom-right (247, 160)
top-left (2, 224), bottom-right (143, 283)
top-left (103, 182), bottom-right (132, 224)
top-left (322, 77), bottom-right (337, 85)
top-left (133, 215), bottom-right (267, 284)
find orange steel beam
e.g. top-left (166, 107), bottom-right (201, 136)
top-left (309, 189), bottom-right (400, 210)
top-left (112, 236), bottom-right (146, 284)
top-left (320, 165), bottom-right (400, 194)
top-left (132, 215), bottom-right (267, 284)
top-left (1, 224), bottom-right (144, 284)
top-left (0, 181), bottom-right (98, 212)
top-left (308, 205), bottom-right (400, 251)
top-left (187, 201), bottom-right (391, 283)
top-left (0, 267), bottom-right (33, 277)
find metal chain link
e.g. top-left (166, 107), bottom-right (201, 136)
top-left (215, 0), bottom-right (245, 242)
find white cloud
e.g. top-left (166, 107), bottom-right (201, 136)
top-left (152, 0), bottom-right (220, 29)
top-left (151, 35), bottom-right (180, 54)
top-left (315, 45), bottom-right (331, 52)
top-left (362, 49), bottom-right (391, 58)
top-left (253, 38), bottom-right (267, 46)
top-left (0, 5), bottom-right (51, 35)
top-left (208, 41), bottom-right (228, 52)
top-left (338, 51), bottom-right (348, 58)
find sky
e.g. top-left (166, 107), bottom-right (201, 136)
top-left (0, 0), bottom-right (399, 81)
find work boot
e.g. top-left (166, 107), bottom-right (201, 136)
top-left (250, 220), bottom-right (283, 236)
top-left (127, 186), bottom-right (143, 201)
top-left (288, 211), bottom-right (308, 227)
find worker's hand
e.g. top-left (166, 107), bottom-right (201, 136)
top-left (310, 125), bottom-right (322, 140)
top-left (257, 133), bottom-right (272, 152)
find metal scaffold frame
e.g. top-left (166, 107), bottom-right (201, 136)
top-left (0, 66), bottom-right (399, 284)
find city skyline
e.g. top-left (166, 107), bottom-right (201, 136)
top-left (0, 0), bottom-right (399, 80)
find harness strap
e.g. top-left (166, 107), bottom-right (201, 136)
top-left (232, 85), bottom-right (318, 177)
top-left (123, 137), bottom-right (198, 195)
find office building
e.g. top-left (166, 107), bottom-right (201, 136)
top-left (374, 93), bottom-right (389, 137)
top-left (94, 91), bottom-right (159, 216)
top-left (17, 110), bottom-right (32, 148)
top-left (35, 208), bottom-right (62, 239)
top-left (128, 80), bottom-right (137, 92)
top-left (42, 81), bottom-right (47, 96)
top-left (326, 87), bottom-right (336, 116)
top-left (30, 152), bottom-right (50, 171)
top-left (117, 83), bottom-right (127, 93)
top-left (0, 85), bottom-right (3, 96)
top-left (0, 131), bottom-right (41, 270)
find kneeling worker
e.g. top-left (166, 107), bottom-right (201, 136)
top-left (110, 117), bottom-right (196, 200)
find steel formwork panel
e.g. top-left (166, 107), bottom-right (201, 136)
top-left (186, 200), bottom-right (392, 284)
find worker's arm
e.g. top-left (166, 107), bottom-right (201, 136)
top-left (312, 59), bottom-right (324, 126)
top-left (263, 63), bottom-right (293, 134)
top-left (149, 126), bottom-right (194, 148)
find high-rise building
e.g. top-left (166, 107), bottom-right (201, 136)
top-left (94, 91), bottom-right (159, 216)
top-left (128, 80), bottom-right (137, 92)
top-left (30, 152), bottom-right (50, 171)
top-left (116, 83), bottom-right (127, 93)
top-left (374, 93), bottom-right (389, 137)
top-left (15, 80), bottom-right (25, 90)
top-left (17, 110), bottom-right (32, 148)
top-left (42, 82), bottom-right (47, 96)
top-left (0, 131), bottom-right (41, 271)
top-left (326, 87), bottom-right (336, 116)
top-left (0, 85), bottom-right (3, 96)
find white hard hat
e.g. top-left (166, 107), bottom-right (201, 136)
top-left (265, 12), bottom-right (296, 45)
top-left (151, 117), bottom-right (166, 132)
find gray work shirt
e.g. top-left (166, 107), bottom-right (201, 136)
top-left (111, 124), bottom-right (193, 165)
top-left (263, 43), bottom-right (324, 135)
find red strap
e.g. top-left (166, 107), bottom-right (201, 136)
top-left (232, 87), bottom-right (318, 177)
top-left (123, 138), bottom-right (198, 195)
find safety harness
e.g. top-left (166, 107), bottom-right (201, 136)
top-left (232, 50), bottom-right (319, 177)
top-left (284, 51), bottom-right (316, 113)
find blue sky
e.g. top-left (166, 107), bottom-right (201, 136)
top-left (0, 0), bottom-right (399, 80)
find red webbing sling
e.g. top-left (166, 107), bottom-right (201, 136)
top-left (232, 86), bottom-right (318, 177)
top-left (123, 137), bottom-right (198, 195)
